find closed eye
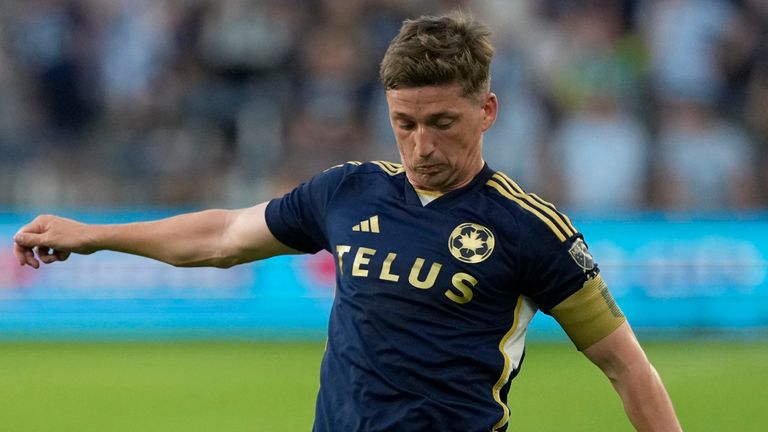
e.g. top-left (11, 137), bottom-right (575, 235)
top-left (397, 121), bottom-right (416, 131)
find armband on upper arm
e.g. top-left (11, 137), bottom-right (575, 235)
top-left (550, 275), bottom-right (626, 351)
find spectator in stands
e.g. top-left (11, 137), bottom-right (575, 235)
top-left (548, 2), bottom-right (650, 211)
top-left (651, 96), bottom-right (758, 210)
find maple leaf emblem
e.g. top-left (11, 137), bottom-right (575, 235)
top-left (459, 231), bottom-right (485, 251)
top-left (448, 223), bottom-right (495, 264)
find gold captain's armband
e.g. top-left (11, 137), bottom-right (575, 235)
top-left (550, 275), bottom-right (626, 351)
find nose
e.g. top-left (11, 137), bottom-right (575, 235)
top-left (413, 125), bottom-right (435, 158)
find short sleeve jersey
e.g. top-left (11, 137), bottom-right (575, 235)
top-left (265, 161), bottom-right (598, 432)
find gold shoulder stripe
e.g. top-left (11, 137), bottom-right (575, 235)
top-left (487, 179), bottom-right (567, 242)
top-left (371, 160), bottom-right (404, 176)
top-left (371, 161), bottom-right (396, 174)
top-left (378, 160), bottom-right (404, 173)
top-left (495, 172), bottom-right (524, 194)
top-left (496, 172), bottom-right (576, 235)
top-left (529, 192), bottom-right (576, 234)
top-left (377, 160), bottom-right (394, 169)
top-left (494, 173), bottom-right (575, 236)
top-left (494, 172), bottom-right (576, 235)
top-left (492, 295), bottom-right (523, 431)
top-left (492, 173), bottom-right (575, 239)
top-left (323, 161), bottom-right (361, 172)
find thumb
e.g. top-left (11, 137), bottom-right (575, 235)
top-left (14, 232), bottom-right (46, 247)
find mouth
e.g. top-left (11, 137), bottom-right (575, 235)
top-left (414, 164), bottom-right (444, 174)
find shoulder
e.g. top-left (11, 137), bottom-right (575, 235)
top-left (313, 160), bottom-right (405, 189)
top-left (322, 160), bottom-right (404, 176)
top-left (337, 160), bottom-right (405, 177)
top-left (300, 160), bottom-right (403, 186)
top-left (483, 169), bottom-right (578, 243)
top-left (291, 160), bottom-right (405, 200)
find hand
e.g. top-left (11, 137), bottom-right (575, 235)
top-left (13, 215), bottom-right (96, 268)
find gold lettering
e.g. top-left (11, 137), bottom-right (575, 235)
top-left (336, 245), bottom-right (351, 274)
top-left (379, 253), bottom-right (400, 282)
top-left (445, 272), bottom-right (476, 304)
top-left (352, 247), bottom-right (376, 277)
top-left (408, 258), bottom-right (442, 289)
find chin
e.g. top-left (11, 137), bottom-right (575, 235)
top-left (420, 177), bottom-right (449, 191)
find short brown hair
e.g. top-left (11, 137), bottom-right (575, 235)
top-left (379, 11), bottom-right (494, 97)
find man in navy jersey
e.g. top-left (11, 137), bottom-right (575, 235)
top-left (14, 11), bottom-right (680, 431)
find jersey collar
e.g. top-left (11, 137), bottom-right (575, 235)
top-left (403, 163), bottom-right (495, 209)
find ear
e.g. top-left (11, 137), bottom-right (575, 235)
top-left (481, 92), bottom-right (498, 132)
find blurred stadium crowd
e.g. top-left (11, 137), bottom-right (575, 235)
top-left (0, 0), bottom-right (767, 212)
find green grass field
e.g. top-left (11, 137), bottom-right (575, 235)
top-left (0, 340), bottom-right (765, 431)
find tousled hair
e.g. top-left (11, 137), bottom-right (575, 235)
top-left (379, 11), bottom-right (494, 98)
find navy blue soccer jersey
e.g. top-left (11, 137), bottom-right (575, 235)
top-left (265, 161), bottom-right (599, 432)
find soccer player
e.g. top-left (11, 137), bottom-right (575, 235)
top-left (13, 11), bottom-right (681, 432)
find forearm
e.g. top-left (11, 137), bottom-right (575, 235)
top-left (583, 323), bottom-right (681, 431)
top-left (14, 202), bottom-right (290, 269)
top-left (609, 360), bottom-right (681, 431)
top-left (90, 209), bottom-right (238, 267)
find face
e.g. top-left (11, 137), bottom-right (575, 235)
top-left (386, 84), bottom-right (497, 192)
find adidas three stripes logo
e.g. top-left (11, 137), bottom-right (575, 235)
top-left (352, 216), bottom-right (380, 233)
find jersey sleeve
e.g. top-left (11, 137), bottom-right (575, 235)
top-left (516, 218), bottom-right (626, 350)
top-left (517, 218), bottom-right (599, 313)
top-left (264, 164), bottom-right (347, 254)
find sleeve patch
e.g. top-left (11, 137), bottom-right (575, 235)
top-left (568, 238), bottom-right (595, 273)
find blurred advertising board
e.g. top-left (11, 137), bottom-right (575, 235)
top-left (1, 211), bottom-right (766, 339)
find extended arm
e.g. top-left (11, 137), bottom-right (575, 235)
top-left (583, 322), bottom-right (681, 431)
top-left (13, 202), bottom-right (298, 269)
top-left (550, 276), bottom-right (681, 431)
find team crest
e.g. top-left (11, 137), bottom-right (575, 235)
top-left (568, 238), bottom-right (595, 272)
top-left (448, 223), bottom-right (495, 264)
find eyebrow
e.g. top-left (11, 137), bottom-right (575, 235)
top-left (391, 111), bottom-right (460, 121)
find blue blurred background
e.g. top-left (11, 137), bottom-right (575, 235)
top-left (1, 0), bottom-right (767, 340)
